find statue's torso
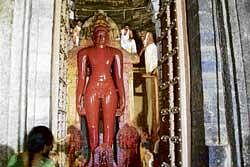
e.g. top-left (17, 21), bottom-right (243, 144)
top-left (79, 46), bottom-right (119, 98)
top-left (87, 46), bottom-right (114, 81)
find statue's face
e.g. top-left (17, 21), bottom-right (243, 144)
top-left (93, 30), bottom-right (108, 46)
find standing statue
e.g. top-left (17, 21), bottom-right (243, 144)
top-left (76, 22), bottom-right (125, 166)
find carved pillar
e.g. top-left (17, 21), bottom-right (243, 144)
top-left (158, 0), bottom-right (190, 166)
top-left (51, 0), bottom-right (72, 166)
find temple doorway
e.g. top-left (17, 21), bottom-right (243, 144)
top-left (51, 0), bottom-right (190, 166)
top-left (1, 0), bottom-right (250, 166)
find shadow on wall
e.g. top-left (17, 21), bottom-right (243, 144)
top-left (0, 145), bottom-right (15, 166)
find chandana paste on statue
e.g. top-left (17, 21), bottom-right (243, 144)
top-left (76, 21), bottom-right (125, 166)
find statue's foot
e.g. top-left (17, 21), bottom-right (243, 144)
top-left (93, 144), bottom-right (116, 167)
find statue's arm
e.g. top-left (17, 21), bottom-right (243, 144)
top-left (76, 49), bottom-right (87, 116)
top-left (113, 49), bottom-right (125, 115)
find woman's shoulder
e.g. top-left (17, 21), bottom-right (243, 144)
top-left (7, 154), bottom-right (18, 167)
top-left (7, 153), bottom-right (24, 167)
top-left (7, 153), bottom-right (55, 167)
top-left (40, 158), bottom-right (55, 167)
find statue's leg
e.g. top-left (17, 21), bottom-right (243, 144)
top-left (85, 91), bottom-right (100, 152)
top-left (102, 89), bottom-right (117, 146)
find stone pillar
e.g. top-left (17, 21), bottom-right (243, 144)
top-left (0, 1), bottom-right (15, 166)
top-left (187, 0), bottom-right (250, 166)
top-left (231, 0), bottom-right (250, 165)
top-left (0, 0), bottom-right (55, 158)
top-left (186, 0), bottom-right (209, 166)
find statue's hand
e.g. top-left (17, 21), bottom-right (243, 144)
top-left (77, 104), bottom-right (86, 116)
top-left (79, 108), bottom-right (86, 116)
top-left (116, 98), bottom-right (125, 116)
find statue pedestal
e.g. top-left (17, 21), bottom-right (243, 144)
top-left (86, 144), bottom-right (116, 167)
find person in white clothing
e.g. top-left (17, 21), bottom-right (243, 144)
top-left (122, 30), bottom-right (137, 54)
top-left (73, 21), bottom-right (82, 46)
top-left (140, 32), bottom-right (158, 74)
top-left (120, 24), bottom-right (135, 52)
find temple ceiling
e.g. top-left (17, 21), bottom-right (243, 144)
top-left (74, 0), bottom-right (155, 32)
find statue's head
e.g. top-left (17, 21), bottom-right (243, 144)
top-left (92, 25), bottom-right (109, 46)
top-left (90, 12), bottom-right (110, 46)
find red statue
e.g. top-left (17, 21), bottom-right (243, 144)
top-left (76, 23), bottom-right (125, 164)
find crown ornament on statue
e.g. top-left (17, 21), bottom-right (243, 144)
top-left (90, 11), bottom-right (110, 33)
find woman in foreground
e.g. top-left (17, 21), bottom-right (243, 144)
top-left (8, 126), bottom-right (55, 167)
